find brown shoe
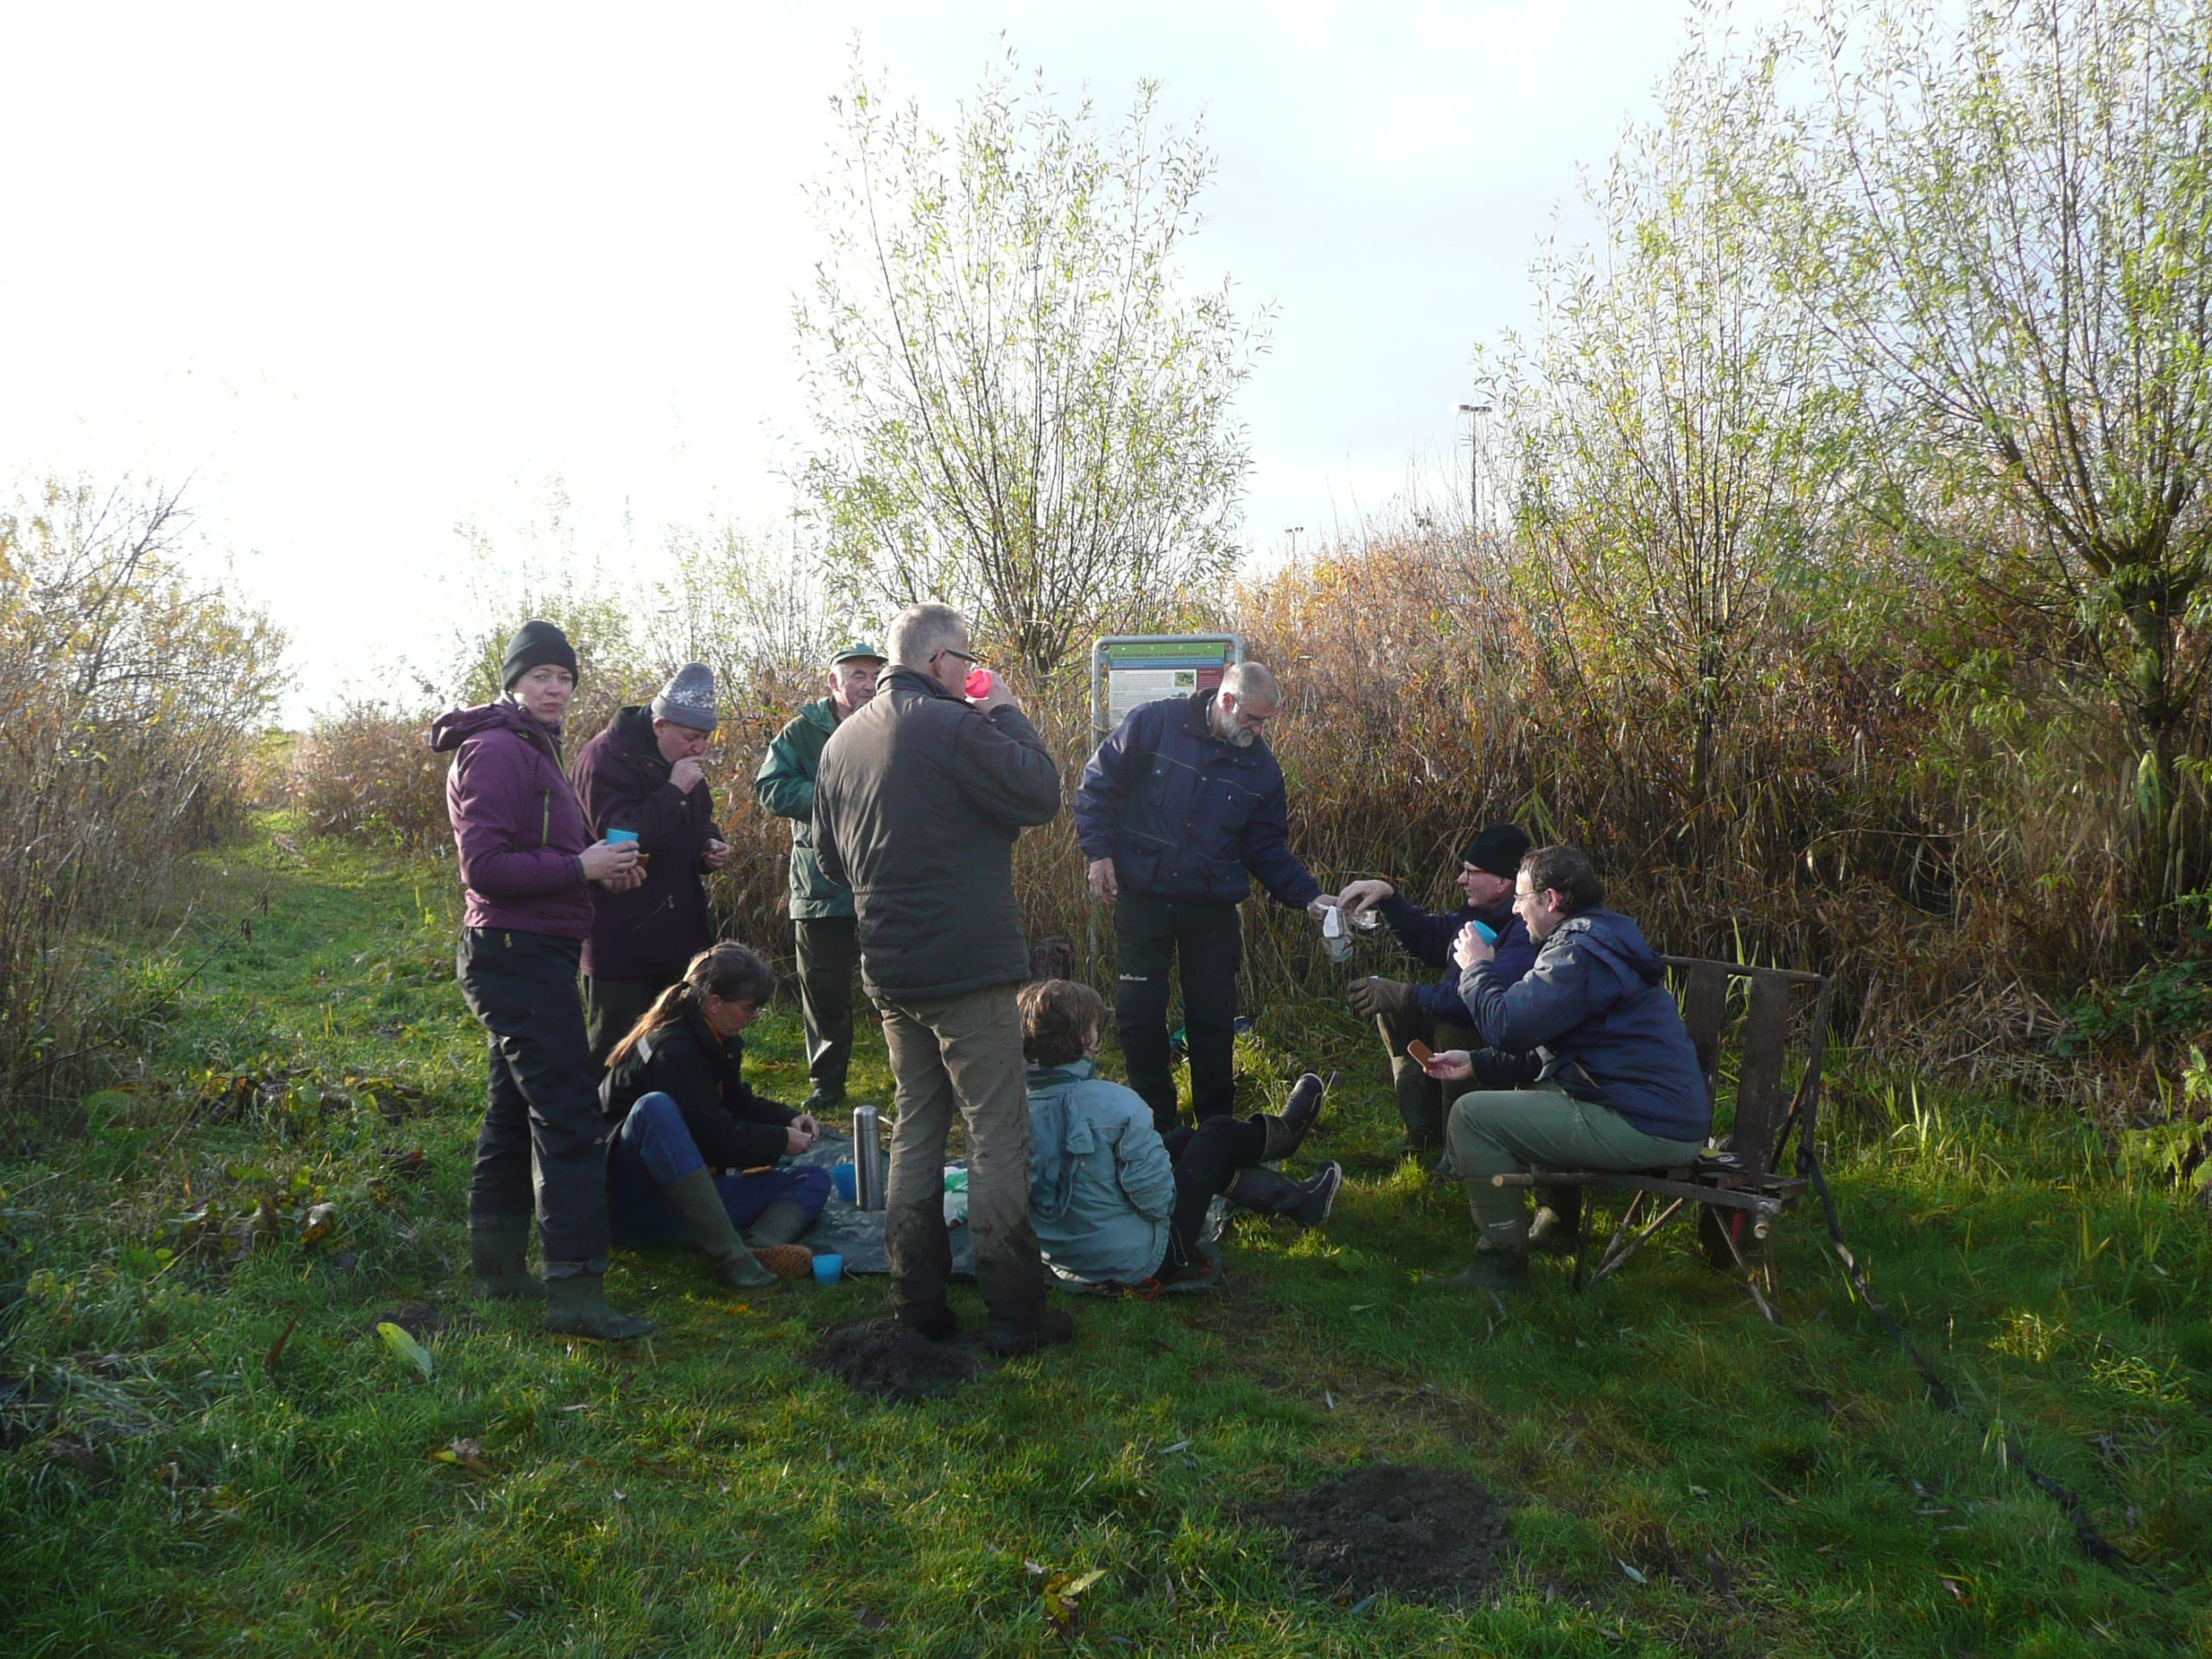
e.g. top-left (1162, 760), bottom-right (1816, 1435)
top-left (753, 1244), bottom-right (815, 1281)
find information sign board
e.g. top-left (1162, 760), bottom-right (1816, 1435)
top-left (1090, 634), bottom-right (1244, 739)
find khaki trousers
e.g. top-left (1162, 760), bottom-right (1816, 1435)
top-left (1448, 1084), bottom-right (1705, 1250)
top-left (877, 983), bottom-right (1048, 1325)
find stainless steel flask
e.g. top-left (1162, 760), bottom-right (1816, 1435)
top-left (853, 1103), bottom-right (887, 1211)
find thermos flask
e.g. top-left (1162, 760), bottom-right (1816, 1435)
top-left (853, 1103), bottom-right (887, 1211)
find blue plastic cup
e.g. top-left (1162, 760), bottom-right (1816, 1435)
top-left (604, 827), bottom-right (638, 845)
top-left (811, 1253), bottom-right (844, 1286)
top-left (831, 1162), bottom-right (857, 1202)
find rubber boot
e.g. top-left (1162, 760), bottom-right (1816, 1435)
top-left (1436, 1250), bottom-right (1529, 1292)
top-left (1528, 1188), bottom-right (1583, 1256)
top-left (1225, 1161), bottom-right (1344, 1228)
top-left (543, 1273), bottom-right (655, 1340)
top-left (1260, 1073), bottom-right (1327, 1162)
top-left (743, 1198), bottom-right (815, 1249)
top-left (469, 1217), bottom-right (545, 1300)
top-left (897, 1301), bottom-right (961, 1342)
top-left (979, 1306), bottom-right (1075, 1357)
top-left (662, 1167), bottom-right (778, 1289)
top-left (1390, 1054), bottom-right (1442, 1157)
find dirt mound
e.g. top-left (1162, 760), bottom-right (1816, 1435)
top-left (1249, 1463), bottom-right (1514, 1605)
top-left (808, 1317), bottom-right (977, 1402)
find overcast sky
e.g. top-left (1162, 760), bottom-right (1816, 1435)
top-left (3, 1), bottom-right (1791, 719)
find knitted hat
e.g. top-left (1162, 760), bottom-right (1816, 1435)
top-left (830, 642), bottom-right (887, 667)
top-left (652, 663), bottom-right (719, 731)
top-left (501, 620), bottom-right (578, 690)
top-left (1459, 823), bottom-right (1532, 878)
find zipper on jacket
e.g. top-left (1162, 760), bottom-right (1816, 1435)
top-left (541, 790), bottom-right (552, 845)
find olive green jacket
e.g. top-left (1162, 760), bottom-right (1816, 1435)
top-left (753, 699), bottom-right (853, 919)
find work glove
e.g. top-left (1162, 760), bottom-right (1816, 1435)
top-left (1347, 976), bottom-right (1415, 1020)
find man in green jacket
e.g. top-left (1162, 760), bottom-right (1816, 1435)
top-left (753, 642), bottom-right (885, 1113)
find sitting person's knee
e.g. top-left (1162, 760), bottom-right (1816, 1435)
top-left (788, 1165), bottom-right (834, 1215)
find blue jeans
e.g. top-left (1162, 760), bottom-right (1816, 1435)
top-left (607, 1092), bottom-right (831, 1247)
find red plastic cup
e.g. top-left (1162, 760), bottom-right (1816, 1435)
top-left (965, 668), bottom-right (993, 699)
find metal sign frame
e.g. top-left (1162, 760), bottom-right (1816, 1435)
top-left (1089, 633), bottom-right (1246, 744)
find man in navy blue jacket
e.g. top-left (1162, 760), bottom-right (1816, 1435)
top-left (1338, 823), bottom-right (1539, 1158)
top-left (1074, 663), bottom-right (1338, 1132)
top-left (1423, 844), bottom-right (1711, 1291)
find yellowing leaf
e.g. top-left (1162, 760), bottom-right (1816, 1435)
top-left (376, 1321), bottom-right (434, 1379)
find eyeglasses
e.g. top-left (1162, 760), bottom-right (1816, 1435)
top-left (935, 648), bottom-right (978, 666)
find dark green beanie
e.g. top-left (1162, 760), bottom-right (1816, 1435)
top-left (501, 620), bottom-right (578, 690)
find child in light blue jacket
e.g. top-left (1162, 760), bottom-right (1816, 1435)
top-left (1021, 980), bottom-right (1340, 1291)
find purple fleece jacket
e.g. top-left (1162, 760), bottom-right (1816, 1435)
top-left (429, 700), bottom-right (594, 939)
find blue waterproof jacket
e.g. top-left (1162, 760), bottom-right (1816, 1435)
top-left (1458, 909), bottom-right (1711, 1141)
top-left (1073, 690), bottom-right (1322, 909)
top-left (1375, 892), bottom-right (1536, 1023)
top-left (1026, 1059), bottom-right (1175, 1287)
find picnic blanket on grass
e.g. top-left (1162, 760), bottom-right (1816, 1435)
top-left (791, 1133), bottom-right (973, 1279)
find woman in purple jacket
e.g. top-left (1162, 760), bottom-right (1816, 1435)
top-left (429, 620), bottom-right (652, 1341)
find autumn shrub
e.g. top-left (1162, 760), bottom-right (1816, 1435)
top-left (0, 480), bottom-right (284, 1115)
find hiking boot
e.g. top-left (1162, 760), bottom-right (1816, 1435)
top-left (1528, 1192), bottom-right (1583, 1256)
top-left (543, 1273), bottom-right (655, 1340)
top-left (897, 1301), bottom-right (961, 1343)
top-left (469, 1217), bottom-right (545, 1300)
top-left (663, 1167), bottom-right (778, 1289)
top-left (802, 1085), bottom-right (847, 1115)
top-left (744, 1198), bottom-right (816, 1249)
top-left (1260, 1072), bottom-right (1327, 1162)
top-left (978, 1306), bottom-right (1076, 1357)
top-left (1226, 1162), bottom-right (1344, 1229)
top-left (1434, 1250), bottom-right (1529, 1293)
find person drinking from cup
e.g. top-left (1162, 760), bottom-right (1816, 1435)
top-left (429, 620), bottom-right (652, 1340)
top-left (571, 663), bottom-right (734, 1065)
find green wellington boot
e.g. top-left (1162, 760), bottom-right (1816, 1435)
top-left (743, 1198), bottom-right (815, 1250)
top-left (1435, 1250), bottom-right (1529, 1293)
top-left (469, 1217), bottom-right (546, 1300)
top-left (663, 1167), bottom-right (779, 1289)
top-left (543, 1273), bottom-right (656, 1340)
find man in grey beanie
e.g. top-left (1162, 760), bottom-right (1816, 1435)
top-left (571, 663), bottom-right (734, 1062)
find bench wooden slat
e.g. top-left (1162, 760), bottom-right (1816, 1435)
top-left (1734, 972), bottom-right (1792, 1180)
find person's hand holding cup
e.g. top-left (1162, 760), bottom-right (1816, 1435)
top-left (582, 833), bottom-right (640, 886)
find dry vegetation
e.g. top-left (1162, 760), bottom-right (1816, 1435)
top-left (0, 480), bottom-right (284, 1116)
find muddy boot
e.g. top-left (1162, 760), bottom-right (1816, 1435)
top-left (1226, 1162), bottom-right (1344, 1228)
top-left (979, 1306), bottom-right (1075, 1357)
top-left (469, 1217), bottom-right (545, 1300)
top-left (1154, 1236), bottom-right (1224, 1292)
top-left (1528, 1188), bottom-right (1583, 1256)
top-left (1435, 1250), bottom-right (1529, 1293)
top-left (897, 1301), bottom-right (961, 1342)
top-left (663, 1168), bottom-right (778, 1289)
top-left (543, 1273), bottom-right (655, 1340)
top-left (1259, 1072), bottom-right (1327, 1162)
top-left (743, 1198), bottom-right (815, 1250)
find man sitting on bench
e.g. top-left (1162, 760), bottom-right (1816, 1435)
top-left (1421, 844), bottom-right (1709, 1292)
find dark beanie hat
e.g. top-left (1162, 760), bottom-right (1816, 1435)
top-left (1460, 823), bottom-right (1532, 878)
top-left (501, 620), bottom-right (578, 691)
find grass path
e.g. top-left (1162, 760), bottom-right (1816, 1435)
top-left (1, 824), bottom-right (2206, 1656)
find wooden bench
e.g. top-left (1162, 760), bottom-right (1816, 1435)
top-left (1491, 956), bottom-right (1835, 1322)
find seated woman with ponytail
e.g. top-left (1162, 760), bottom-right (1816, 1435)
top-left (601, 944), bottom-right (832, 1288)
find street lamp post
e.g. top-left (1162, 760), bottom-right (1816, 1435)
top-left (1285, 524), bottom-right (1306, 560)
top-left (1458, 402), bottom-right (1492, 537)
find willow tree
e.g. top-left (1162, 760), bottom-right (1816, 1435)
top-left (794, 50), bottom-right (1268, 677)
top-left (1802, 0), bottom-right (2212, 919)
top-left (1488, 29), bottom-right (1846, 837)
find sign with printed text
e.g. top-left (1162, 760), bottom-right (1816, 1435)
top-left (1092, 636), bottom-right (1243, 733)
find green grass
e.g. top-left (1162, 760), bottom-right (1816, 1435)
top-left (2, 822), bottom-right (2207, 1656)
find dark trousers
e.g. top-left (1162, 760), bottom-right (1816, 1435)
top-left (456, 927), bottom-right (610, 1277)
top-left (1115, 894), bottom-right (1243, 1132)
top-left (583, 969), bottom-right (682, 1068)
top-left (794, 915), bottom-right (860, 1094)
top-left (1163, 1115), bottom-right (1267, 1267)
top-left (606, 1093), bottom-right (831, 1247)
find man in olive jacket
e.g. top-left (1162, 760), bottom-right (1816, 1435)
top-left (753, 642), bottom-right (885, 1112)
top-left (812, 603), bottom-right (1068, 1354)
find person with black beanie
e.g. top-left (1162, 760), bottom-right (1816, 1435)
top-left (428, 620), bottom-right (653, 1340)
top-left (1336, 823), bottom-right (1542, 1160)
